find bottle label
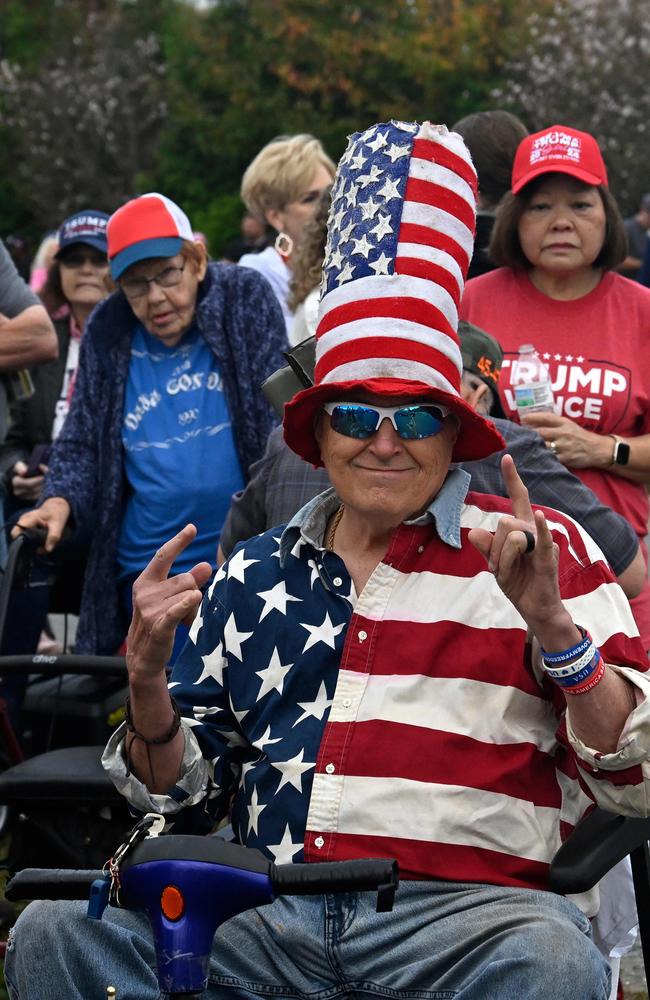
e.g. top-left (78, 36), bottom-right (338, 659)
top-left (514, 382), bottom-right (554, 412)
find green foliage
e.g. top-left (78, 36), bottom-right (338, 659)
top-left (0, 0), bottom-right (540, 249)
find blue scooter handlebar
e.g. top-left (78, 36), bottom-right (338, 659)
top-left (7, 833), bottom-right (399, 997)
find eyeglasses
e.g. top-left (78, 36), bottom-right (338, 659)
top-left (59, 250), bottom-right (107, 269)
top-left (323, 401), bottom-right (450, 440)
top-left (120, 261), bottom-right (186, 300)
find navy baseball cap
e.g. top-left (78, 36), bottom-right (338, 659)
top-left (55, 210), bottom-right (110, 258)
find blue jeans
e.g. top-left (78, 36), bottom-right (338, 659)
top-left (5, 879), bottom-right (610, 999)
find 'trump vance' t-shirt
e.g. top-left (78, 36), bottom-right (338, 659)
top-left (117, 322), bottom-right (244, 578)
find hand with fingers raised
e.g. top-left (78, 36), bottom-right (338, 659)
top-left (126, 523), bottom-right (213, 681)
top-left (468, 455), bottom-right (580, 650)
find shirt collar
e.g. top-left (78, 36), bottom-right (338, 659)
top-left (279, 467), bottom-right (471, 565)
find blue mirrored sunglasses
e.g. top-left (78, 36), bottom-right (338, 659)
top-left (323, 401), bottom-right (450, 440)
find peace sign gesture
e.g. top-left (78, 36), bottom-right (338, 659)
top-left (126, 524), bottom-right (213, 680)
top-left (468, 455), bottom-right (567, 634)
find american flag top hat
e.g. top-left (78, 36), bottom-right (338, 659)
top-left (283, 120), bottom-right (505, 465)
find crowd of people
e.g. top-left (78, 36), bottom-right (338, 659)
top-left (1, 112), bottom-right (650, 999)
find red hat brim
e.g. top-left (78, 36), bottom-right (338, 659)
top-left (283, 378), bottom-right (506, 466)
top-left (512, 162), bottom-right (606, 195)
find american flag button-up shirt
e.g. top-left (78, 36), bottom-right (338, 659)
top-left (104, 472), bottom-right (650, 891)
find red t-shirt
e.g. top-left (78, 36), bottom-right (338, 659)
top-left (460, 267), bottom-right (650, 642)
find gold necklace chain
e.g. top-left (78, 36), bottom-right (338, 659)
top-left (326, 504), bottom-right (345, 551)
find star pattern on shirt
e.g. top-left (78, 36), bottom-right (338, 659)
top-left (266, 823), bottom-right (303, 863)
top-left (196, 640), bottom-right (226, 686)
top-left (271, 749), bottom-right (315, 793)
top-left (256, 581), bottom-right (302, 621)
top-left (253, 724), bottom-right (283, 752)
top-left (300, 611), bottom-right (346, 653)
top-left (227, 548), bottom-right (259, 583)
top-left (247, 784), bottom-right (266, 836)
top-left (255, 646), bottom-right (293, 700)
top-left (224, 613), bottom-right (253, 661)
top-left (292, 681), bottom-right (332, 728)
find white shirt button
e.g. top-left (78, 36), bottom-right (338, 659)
top-left (358, 630), bottom-right (368, 642)
top-left (315, 836), bottom-right (325, 848)
top-left (418, 545), bottom-right (424, 554)
top-left (333, 576), bottom-right (343, 587)
top-left (342, 698), bottom-right (352, 708)
top-left (325, 762), bottom-right (335, 774)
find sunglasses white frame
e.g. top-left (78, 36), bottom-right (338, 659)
top-left (323, 401), bottom-right (450, 436)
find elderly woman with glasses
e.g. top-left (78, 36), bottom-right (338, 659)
top-left (15, 192), bottom-right (287, 659)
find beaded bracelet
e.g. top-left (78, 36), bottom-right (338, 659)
top-left (541, 626), bottom-right (591, 665)
top-left (124, 696), bottom-right (182, 788)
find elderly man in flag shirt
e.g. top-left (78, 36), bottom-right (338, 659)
top-left (7, 121), bottom-right (650, 1000)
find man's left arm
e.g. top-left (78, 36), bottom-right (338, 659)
top-left (0, 307), bottom-right (58, 368)
top-left (469, 454), bottom-right (650, 816)
top-left (0, 241), bottom-right (57, 368)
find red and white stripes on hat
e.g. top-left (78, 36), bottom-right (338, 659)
top-left (283, 120), bottom-right (505, 465)
top-left (315, 121), bottom-right (476, 397)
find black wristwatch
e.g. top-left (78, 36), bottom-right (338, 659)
top-left (611, 435), bottom-right (631, 466)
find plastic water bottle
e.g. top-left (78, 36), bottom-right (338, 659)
top-left (512, 344), bottom-right (555, 415)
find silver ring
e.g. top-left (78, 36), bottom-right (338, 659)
top-left (547, 440), bottom-right (557, 454)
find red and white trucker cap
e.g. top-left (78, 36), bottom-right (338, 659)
top-left (107, 193), bottom-right (194, 279)
top-left (511, 125), bottom-right (608, 194)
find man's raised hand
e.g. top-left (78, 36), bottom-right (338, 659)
top-left (126, 524), bottom-right (213, 679)
top-left (468, 455), bottom-right (564, 628)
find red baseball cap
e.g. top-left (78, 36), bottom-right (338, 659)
top-left (511, 125), bottom-right (608, 194)
top-left (107, 193), bottom-right (194, 279)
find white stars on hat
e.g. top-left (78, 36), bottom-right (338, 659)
top-left (351, 234), bottom-right (374, 258)
top-left (335, 261), bottom-right (356, 285)
top-left (383, 143), bottom-right (410, 163)
top-left (359, 196), bottom-right (381, 220)
top-left (367, 130), bottom-right (388, 152)
top-left (370, 213), bottom-right (393, 240)
top-left (376, 176), bottom-right (401, 202)
top-left (368, 252), bottom-right (391, 276)
top-left (357, 163), bottom-right (384, 188)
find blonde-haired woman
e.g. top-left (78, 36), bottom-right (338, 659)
top-left (240, 134), bottom-right (334, 332)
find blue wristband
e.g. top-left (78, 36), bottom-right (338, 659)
top-left (549, 651), bottom-right (601, 689)
top-left (541, 626), bottom-right (591, 665)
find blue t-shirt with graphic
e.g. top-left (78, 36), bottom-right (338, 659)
top-left (117, 322), bottom-right (244, 579)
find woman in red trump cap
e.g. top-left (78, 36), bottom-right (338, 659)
top-left (14, 192), bottom-right (287, 658)
top-left (460, 125), bottom-right (650, 651)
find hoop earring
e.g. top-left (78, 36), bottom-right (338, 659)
top-left (274, 232), bottom-right (294, 260)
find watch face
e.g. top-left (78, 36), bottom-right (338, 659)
top-left (615, 441), bottom-right (631, 466)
